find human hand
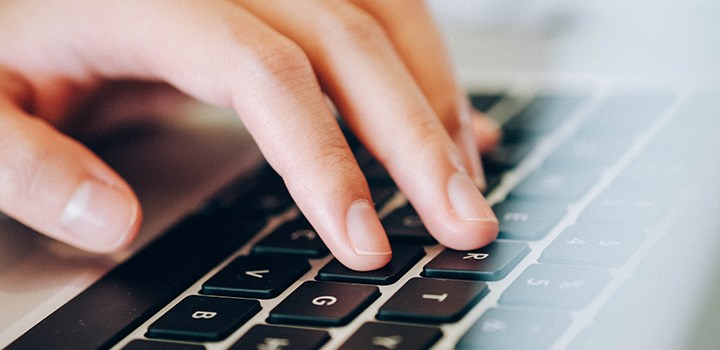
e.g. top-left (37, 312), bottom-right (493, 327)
top-left (0, 0), bottom-right (500, 271)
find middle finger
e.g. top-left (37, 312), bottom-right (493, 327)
top-left (236, 0), bottom-right (498, 250)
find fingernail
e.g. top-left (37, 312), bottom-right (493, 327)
top-left (61, 180), bottom-right (139, 251)
top-left (346, 199), bottom-right (392, 256)
top-left (447, 171), bottom-right (497, 221)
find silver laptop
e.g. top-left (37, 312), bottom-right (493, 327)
top-left (2, 1), bottom-right (719, 349)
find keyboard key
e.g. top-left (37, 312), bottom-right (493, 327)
top-left (202, 256), bottom-right (310, 299)
top-left (470, 93), bottom-right (504, 112)
top-left (376, 278), bottom-right (488, 324)
top-left (504, 95), bottom-right (587, 135)
top-left (225, 169), bottom-right (294, 214)
top-left (492, 199), bottom-right (567, 240)
top-left (253, 219), bottom-right (329, 258)
top-left (456, 307), bottom-right (571, 350)
top-left (499, 264), bottom-right (610, 309)
top-left (544, 133), bottom-right (632, 168)
top-left (370, 182), bottom-right (397, 209)
top-left (229, 325), bottom-right (329, 350)
top-left (268, 281), bottom-right (380, 327)
top-left (509, 165), bottom-right (601, 200)
top-left (363, 160), bottom-right (393, 183)
top-left (579, 188), bottom-right (674, 226)
top-left (122, 340), bottom-right (205, 350)
top-left (339, 322), bottom-right (442, 350)
top-left (483, 142), bottom-right (534, 169)
top-left (382, 205), bottom-right (436, 244)
top-left (317, 245), bottom-right (424, 285)
top-left (423, 241), bottom-right (529, 281)
top-left (579, 92), bottom-right (675, 136)
top-left (539, 225), bottom-right (646, 267)
top-left (147, 295), bottom-right (260, 342)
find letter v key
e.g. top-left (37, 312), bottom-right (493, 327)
top-left (245, 270), bottom-right (270, 279)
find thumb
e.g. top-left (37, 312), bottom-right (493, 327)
top-left (0, 96), bottom-right (141, 252)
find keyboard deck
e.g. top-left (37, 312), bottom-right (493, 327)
top-left (9, 89), bottom-right (720, 350)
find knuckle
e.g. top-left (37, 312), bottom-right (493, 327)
top-left (0, 118), bottom-right (50, 201)
top-left (253, 40), bottom-right (314, 84)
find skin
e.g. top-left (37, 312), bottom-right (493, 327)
top-left (0, 0), bottom-right (500, 271)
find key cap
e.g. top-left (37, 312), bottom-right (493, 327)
top-left (579, 92), bottom-right (675, 136)
top-left (499, 264), bottom-right (610, 309)
top-left (376, 278), bottom-right (488, 324)
top-left (539, 225), bottom-right (646, 267)
top-left (492, 199), bottom-right (567, 240)
top-left (509, 165), bottom-right (601, 200)
top-left (578, 188), bottom-right (674, 226)
top-left (456, 307), bottom-right (571, 350)
top-left (268, 281), bottom-right (380, 327)
top-left (544, 133), bottom-right (632, 168)
top-left (229, 325), bottom-right (329, 350)
top-left (201, 256), bottom-right (310, 298)
top-left (122, 340), bottom-right (205, 350)
top-left (317, 245), bottom-right (424, 285)
top-left (370, 183), bottom-right (397, 209)
top-left (339, 322), bottom-right (442, 350)
top-left (146, 295), bottom-right (260, 342)
top-left (382, 205), bottom-right (436, 244)
top-left (504, 95), bottom-right (587, 135)
top-left (470, 93), bottom-right (504, 112)
top-left (253, 219), bottom-right (329, 258)
top-left (483, 142), bottom-right (534, 169)
top-left (423, 241), bottom-right (529, 281)
top-left (216, 168), bottom-right (294, 215)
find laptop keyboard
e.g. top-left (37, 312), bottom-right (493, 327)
top-left (11, 89), bottom-right (720, 350)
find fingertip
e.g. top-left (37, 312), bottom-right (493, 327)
top-left (338, 251), bottom-right (393, 272)
top-left (436, 219), bottom-right (499, 251)
top-left (472, 110), bottom-right (502, 153)
top-left (60, 179), bottom-right (142, 253)
top-left (342, 199), bottom-right (392, 271)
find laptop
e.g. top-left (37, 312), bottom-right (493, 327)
top-left (2, 1), bottom-right (720, 349)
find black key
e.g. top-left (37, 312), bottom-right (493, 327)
top-left (147, 295), bottom-right (260, 342)
top-left (504, 95), bottom-right (587, 135)
top-left (423, 241), bottom-right (529, 281)
top-left (470, 93), bottom-right (504, 112)
top-left (492, 199), bottom-right (567, 240)
top-left (229, 325), bottom-right (329, 350)
top-left (456, 307), bottom-right (571, 350)
top-left (253, 219), bottom-right (329, 258)
top-left (122, 340), bottom-right (205, 350)
top-left (509, 165), bottom-right (601, 200)
top-left (268, 281), bottom-right (380, 327)
top-left (382, 205), bottom-right (435, 244)
top-left (215, 168), bottom-right (294, 214)
top-left (376, 278), bottom-right (488, 324)
top-left (499, 264), bottom-right (610, 309)
top-left (363, 160), bottom-right (392, 183)
top-left (317, 245), bottom-right (424, 285)
top-left (483, 170), bottom-right (503, 195)
top-left (339, 322), bottom-right (442, 350)
top-left (483, 142), bottom-right (534, 169)
top-left (202, 255), bottom-right (309, 298)
top-left (539, 225), bottom-right (646, 267)
top-left (7, 203), bottom-right (264, 350)
top-left (370, 183), bottom-right (397, 209)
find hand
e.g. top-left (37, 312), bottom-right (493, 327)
top-left (0, 0), bottom-right (500, 271)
